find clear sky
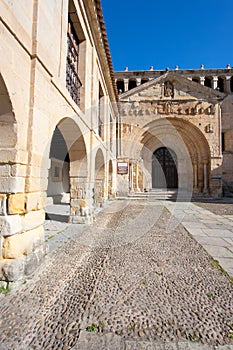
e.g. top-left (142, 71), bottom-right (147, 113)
top-left (101, 0), bottom-right (233, 72)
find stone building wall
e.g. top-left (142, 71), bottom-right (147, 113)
top-left (0, 0), bottom-right (118, 281)
top-left (116, 70), bottom-right (233, 197)
top-left (115, 67), bottom-right (233, 197)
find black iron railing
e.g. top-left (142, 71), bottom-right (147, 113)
top-left (66, 20), bottom-right (82, 106)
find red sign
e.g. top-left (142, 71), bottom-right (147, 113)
top-left (117, 162), bottom-right (128, 175)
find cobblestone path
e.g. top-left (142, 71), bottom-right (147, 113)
top-left (0, 200), bottom-right (232, 350)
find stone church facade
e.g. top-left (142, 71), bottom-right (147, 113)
top-left (115, 68), bottom-right (233, 198)
top-left (0, 0), bottom-right (118, 281)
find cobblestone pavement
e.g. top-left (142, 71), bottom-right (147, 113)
top-left (0, 199), bottom-right (233, 350)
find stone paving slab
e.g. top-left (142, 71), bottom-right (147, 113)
top-left (202, 229), bottom-right (233, 238)
top-left (73, 332), bottom-right (233, 350)
top-left (194, 237), bottom-right (228, 246)
top-left (164, 201), bottom-right (233, 278)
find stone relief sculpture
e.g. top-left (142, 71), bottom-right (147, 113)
top-left (164, 81), bottom-right (174, 97)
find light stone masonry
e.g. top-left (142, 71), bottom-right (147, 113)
top-left (2, 225), bottom-right (44, 259)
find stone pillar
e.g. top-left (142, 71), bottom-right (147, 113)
top-left (200, 77), bottom-right (205, 85)
top-left (193, 163), bottom-right (198, 192)
top-left (136, 78), bottom-right (141, 86)
top-left (130, 163), bottom-right (134, 192)
top-left (135, 163), bottom-right (140, 192)
top-left (124, 79), bottom-right (129, 92)
top-left (70, 177), bottom-right (93, 224)
top-left (226, 76), bottom-right (231, 94)
top-left (203, 162), bottom-right (208, 193)
top-left (212, 76), bottom-right (218, 90)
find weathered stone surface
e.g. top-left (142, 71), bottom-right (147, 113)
top-left (0, 214), bottom-right (22, 236)
top-left (2, 225), bottom-right (44, 259)
top-left (8, 193), bottom-right (26, 214)
top-left (0, 193), bottom-right (7, 215)
top-left (24, 246), bottom-right (46, 276)
top-left (21, 209), bottom-right (45, 231)
top-left (0, 164), bottom-right (11, 177)
top-left (26, 192), bottom-right (44, 211)
top-left (1, 257), bottom-right (25, 281)
top-left (0, 177), bottom-right (25, 193)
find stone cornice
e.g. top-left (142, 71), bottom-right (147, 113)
top-left (83, 0), bottom-right (118, 103)
top-left (119, 72), bottom-right (226, 101)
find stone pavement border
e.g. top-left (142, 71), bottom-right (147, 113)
top-left (163, 201), bottom-right (233, 279)
top-left (73, 331), bottom-right (233, 350)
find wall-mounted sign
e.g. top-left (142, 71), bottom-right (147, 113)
top-left (117, 162), bottom-right (128, 175)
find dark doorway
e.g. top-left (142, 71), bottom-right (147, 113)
top-left (152, 147), bottom-right (178, 188)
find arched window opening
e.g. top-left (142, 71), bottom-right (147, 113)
top-left (230, 77), bottom-right (233, 93)
top-left (204, 77), bottom-right (212, 88)
top-left (192, 77), bottom-right (200, 83)
top-left (141, 78), bottom-right (149, 85)
top-left (217, 77), bottom-right (225, 92)
top-left (128, 79), bottom-right (137, 90)
top-left (116, 80), bottom-right (124, 94)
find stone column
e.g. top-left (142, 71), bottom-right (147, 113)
top-left (212, 76), bottom-right (218, 90)
top-left (203, 162), bottom-right (208, 193)
top-left (193, 163), bottom-right (198, 192)
top-left (226, 76), bottom-right (231, 94)
top-left (200, 77), bottom-right (205, 85)
top-left (135, 163), bottom-right (140, 192)
top-left (130, 163), bottom-right (134, 192)
top-left (136, 78), bottom-right (141, 86)
top-left (70, 177), bottom-right (92, 224)
top-left (124, 79), bottom-right (129, 92)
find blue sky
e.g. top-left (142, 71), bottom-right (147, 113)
top-left (101, 0), bottom-right (233, 72)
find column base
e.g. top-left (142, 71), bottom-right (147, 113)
top-left (69, 214), bottom-right (93, 225)
top-left (0, 239), bottom-right (48, 282)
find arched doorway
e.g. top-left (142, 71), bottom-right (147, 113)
top-left (152, 147), bottom-right (178, 188)
top-left (47, 126), bottom-right (70, 204)
top-left (46, 118), bottom-right (88, 222)
top-left (141, 118), bottom-right (211, 194)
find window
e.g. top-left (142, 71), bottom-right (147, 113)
top-left (116, 80), bottom-right (125, 94)
top-left (217, 77), bottom-right (225, 93)
top-left (128, 79), bottom-right (137, 90)
top-left (204, 77), bottom-right (212, 88)
top-left (192, 77), bottom-right (200, 83)
top-left (66, 16), bottom-right (82, 106)
top-left (98, 84), bottom-right (104, 139)
top-left (141, 79), bottom-right (149, 85)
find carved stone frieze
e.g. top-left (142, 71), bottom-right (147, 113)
top-left (121, 101), bottom-right (217, 117)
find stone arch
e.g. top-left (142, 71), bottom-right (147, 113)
top-left (140, 118), bottom-right (211, 194)
top-left (141, 78), bottom-right (149, 85)
top-left (204, 76), bottom-right (212, 88)
top-left (192, 77), bottom-right (200, 84)
top-left (46, 117), bottom-right (88, 222)
top-left (94, 148), bottom-right (106, 206)
top-left (0, 74), bottom-right (17, 149)
top-left (128, 79), bottom-right (137, 90)
top-left (230, 77), bottom-right (233, 93)
top-left (116, 79), bottom-right (125, 94)
top-left (217, 76), bottom-right (225, 93)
